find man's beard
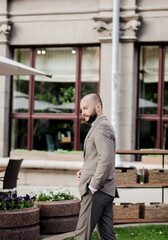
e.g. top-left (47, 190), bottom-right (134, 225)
top-left (87, 109), bottom-right (97, 123)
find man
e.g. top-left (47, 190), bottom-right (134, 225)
top-left (75, 93), bottom-right (119, 240)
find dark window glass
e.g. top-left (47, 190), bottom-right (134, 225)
top-left (163, 122), bottom-right (168, 149)
top-left (33, 119), bottom-right (74, 151)
top-left (11, 119), bottom-right (28, 150)
top-left (139, 46), bottom-right (159, 114)
top-left (164, 82), bottom-right (168, 115)
top-left (164, 47), bottom-right (168, 115)
top-left (138, 120), bottom-right (157, 149)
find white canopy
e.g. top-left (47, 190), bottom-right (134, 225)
top-left (13, 91), bottom-right (75, 113)
top-left (0, 56), bottom-right (51, 77)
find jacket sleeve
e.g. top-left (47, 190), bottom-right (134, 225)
top-left (89, 123), bottom-right (115, 190)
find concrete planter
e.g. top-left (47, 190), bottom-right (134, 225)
top-left (0, 206), bottom-right (40, 240)
top-left (36, 198), bottom-right (80, 234)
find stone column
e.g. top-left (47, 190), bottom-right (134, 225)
top-left (93, 1), bottom-right (141, 159)
top-left (0, 0), bottom-right (12, 157)
top-left (100, 42), bottom-right (112, 121)
top-left (118, 42), bottom-right (138, 151)
top-left (118, 4), bottom-right (141, 151)
top-left (100, 41), bottom-right (138, 158)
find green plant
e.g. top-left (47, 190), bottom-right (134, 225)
top-left (39, 236), bottom-right (44, 240)
top-left (0, 193), bottom-right (36, 210)
top-left (60, 86), bottom-right (75, 104)
top-left (33, 187), bottom-right (74, 202)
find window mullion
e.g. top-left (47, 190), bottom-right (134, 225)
top-left (160, 46), bottom-right (166, 148)
top-left (27, 49), bottom-right (35, 150)
top-left (74, 48), bottom-right (82, 150)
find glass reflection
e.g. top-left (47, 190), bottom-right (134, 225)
top-left (34, 48), bottom-right (76, 113)
top-left (139, 46), bottom-right (159, 114)
top-left (163, 122), bottom-right (168, 149)
top-left (81, 47), bottom-right (99, 98)
top-left (34, 82), bottom-right (75, 113)
top-left (164, 47), bottom-right (168, 115)
top-left (12, 49), bottom-right (30, 113)
top-left (11, 119), bottom-right (28, 150)
top-left (33, 119), bottom-right (74, 151)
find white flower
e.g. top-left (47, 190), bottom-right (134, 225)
top-left (31, 187), bottom-right (74, 201)
top-left (53, 190), bottom-right (59, 195)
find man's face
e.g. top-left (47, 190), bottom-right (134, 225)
top-left (80, 98), bottom-right (97, 123)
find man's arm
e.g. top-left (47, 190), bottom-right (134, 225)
top-left (89, 124), bottom-right (115, 190)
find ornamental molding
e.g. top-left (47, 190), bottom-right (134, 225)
top-left (93, 17), bottom-right (112, 39)
top-left (120, 18), bottom-right (141, 41)
top-left (0, 19), bottom-right (12, 43)
top-left (93, 14), bottom-right (141, 43)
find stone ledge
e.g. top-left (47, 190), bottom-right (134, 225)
top-left (0, 158), bottom-right (83, 171)
top-left (10, 151), bottom-right (83, 161)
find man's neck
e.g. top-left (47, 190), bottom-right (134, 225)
top-left (91, 114), bottom-right (104, 126)
top-left (96, 113), bottom-right (103, 119)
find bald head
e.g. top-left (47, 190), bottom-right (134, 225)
top-left (80, 93), bottom-right (103, 123)
top-left (81, 93), bottom-right (103, 109)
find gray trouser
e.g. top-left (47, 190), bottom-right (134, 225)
top-left (75, 190), bottom-right (116, 240)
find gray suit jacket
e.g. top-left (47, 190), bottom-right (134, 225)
top-left (79, 115), bottom-right (119, 198)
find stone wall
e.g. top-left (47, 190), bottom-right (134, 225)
top-left (0, 0), bottom-right (12, 157)
top-left (0, 0), bottom-right (168, 156)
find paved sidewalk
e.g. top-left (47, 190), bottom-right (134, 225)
top-left (43, 231), bottom-right (74, 240)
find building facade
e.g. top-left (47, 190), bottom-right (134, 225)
top-left (0, 0), bottom-right (168, 157)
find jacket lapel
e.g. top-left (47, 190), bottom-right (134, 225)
top-left (83, 115), bottom-right (107, 157)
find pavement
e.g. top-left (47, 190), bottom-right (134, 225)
top-left (43, 231), bottom-right (74, 240)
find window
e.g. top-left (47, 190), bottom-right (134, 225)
top-left (34, 48), bottom-right (76, 114)
top-left (139, 46), bottom-right (159, 115)
top-left (11, 46), bottom-right (100, 151)
top-left (137, 45), bottom-right (168, 149)
top-left (33, 119), bottom-right (74, 151)
top-left (12, 49), bottom-right (30, 113)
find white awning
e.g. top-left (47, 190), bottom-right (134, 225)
top-left (0, 56), bottom-right (51, 77)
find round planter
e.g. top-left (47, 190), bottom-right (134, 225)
top-left (0, 206), bottom-right (40, 240)
top-left (35, 198), bottom-right (80, 234)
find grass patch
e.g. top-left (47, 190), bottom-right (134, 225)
top-left (64, 225), bottom-right (168, 240)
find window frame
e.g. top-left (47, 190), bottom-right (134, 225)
top-left (137, 43), bottom-right (168, 149)
top-left (10, 45), bottom-right (100, 151)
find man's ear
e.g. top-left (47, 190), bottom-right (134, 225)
top-left (96, 103), bottom-right (101, 112)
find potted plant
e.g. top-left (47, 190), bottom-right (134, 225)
top-left (0, 193), bottom-right (39, 240)
top-left (33, 187), bottom-right (80, 234)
